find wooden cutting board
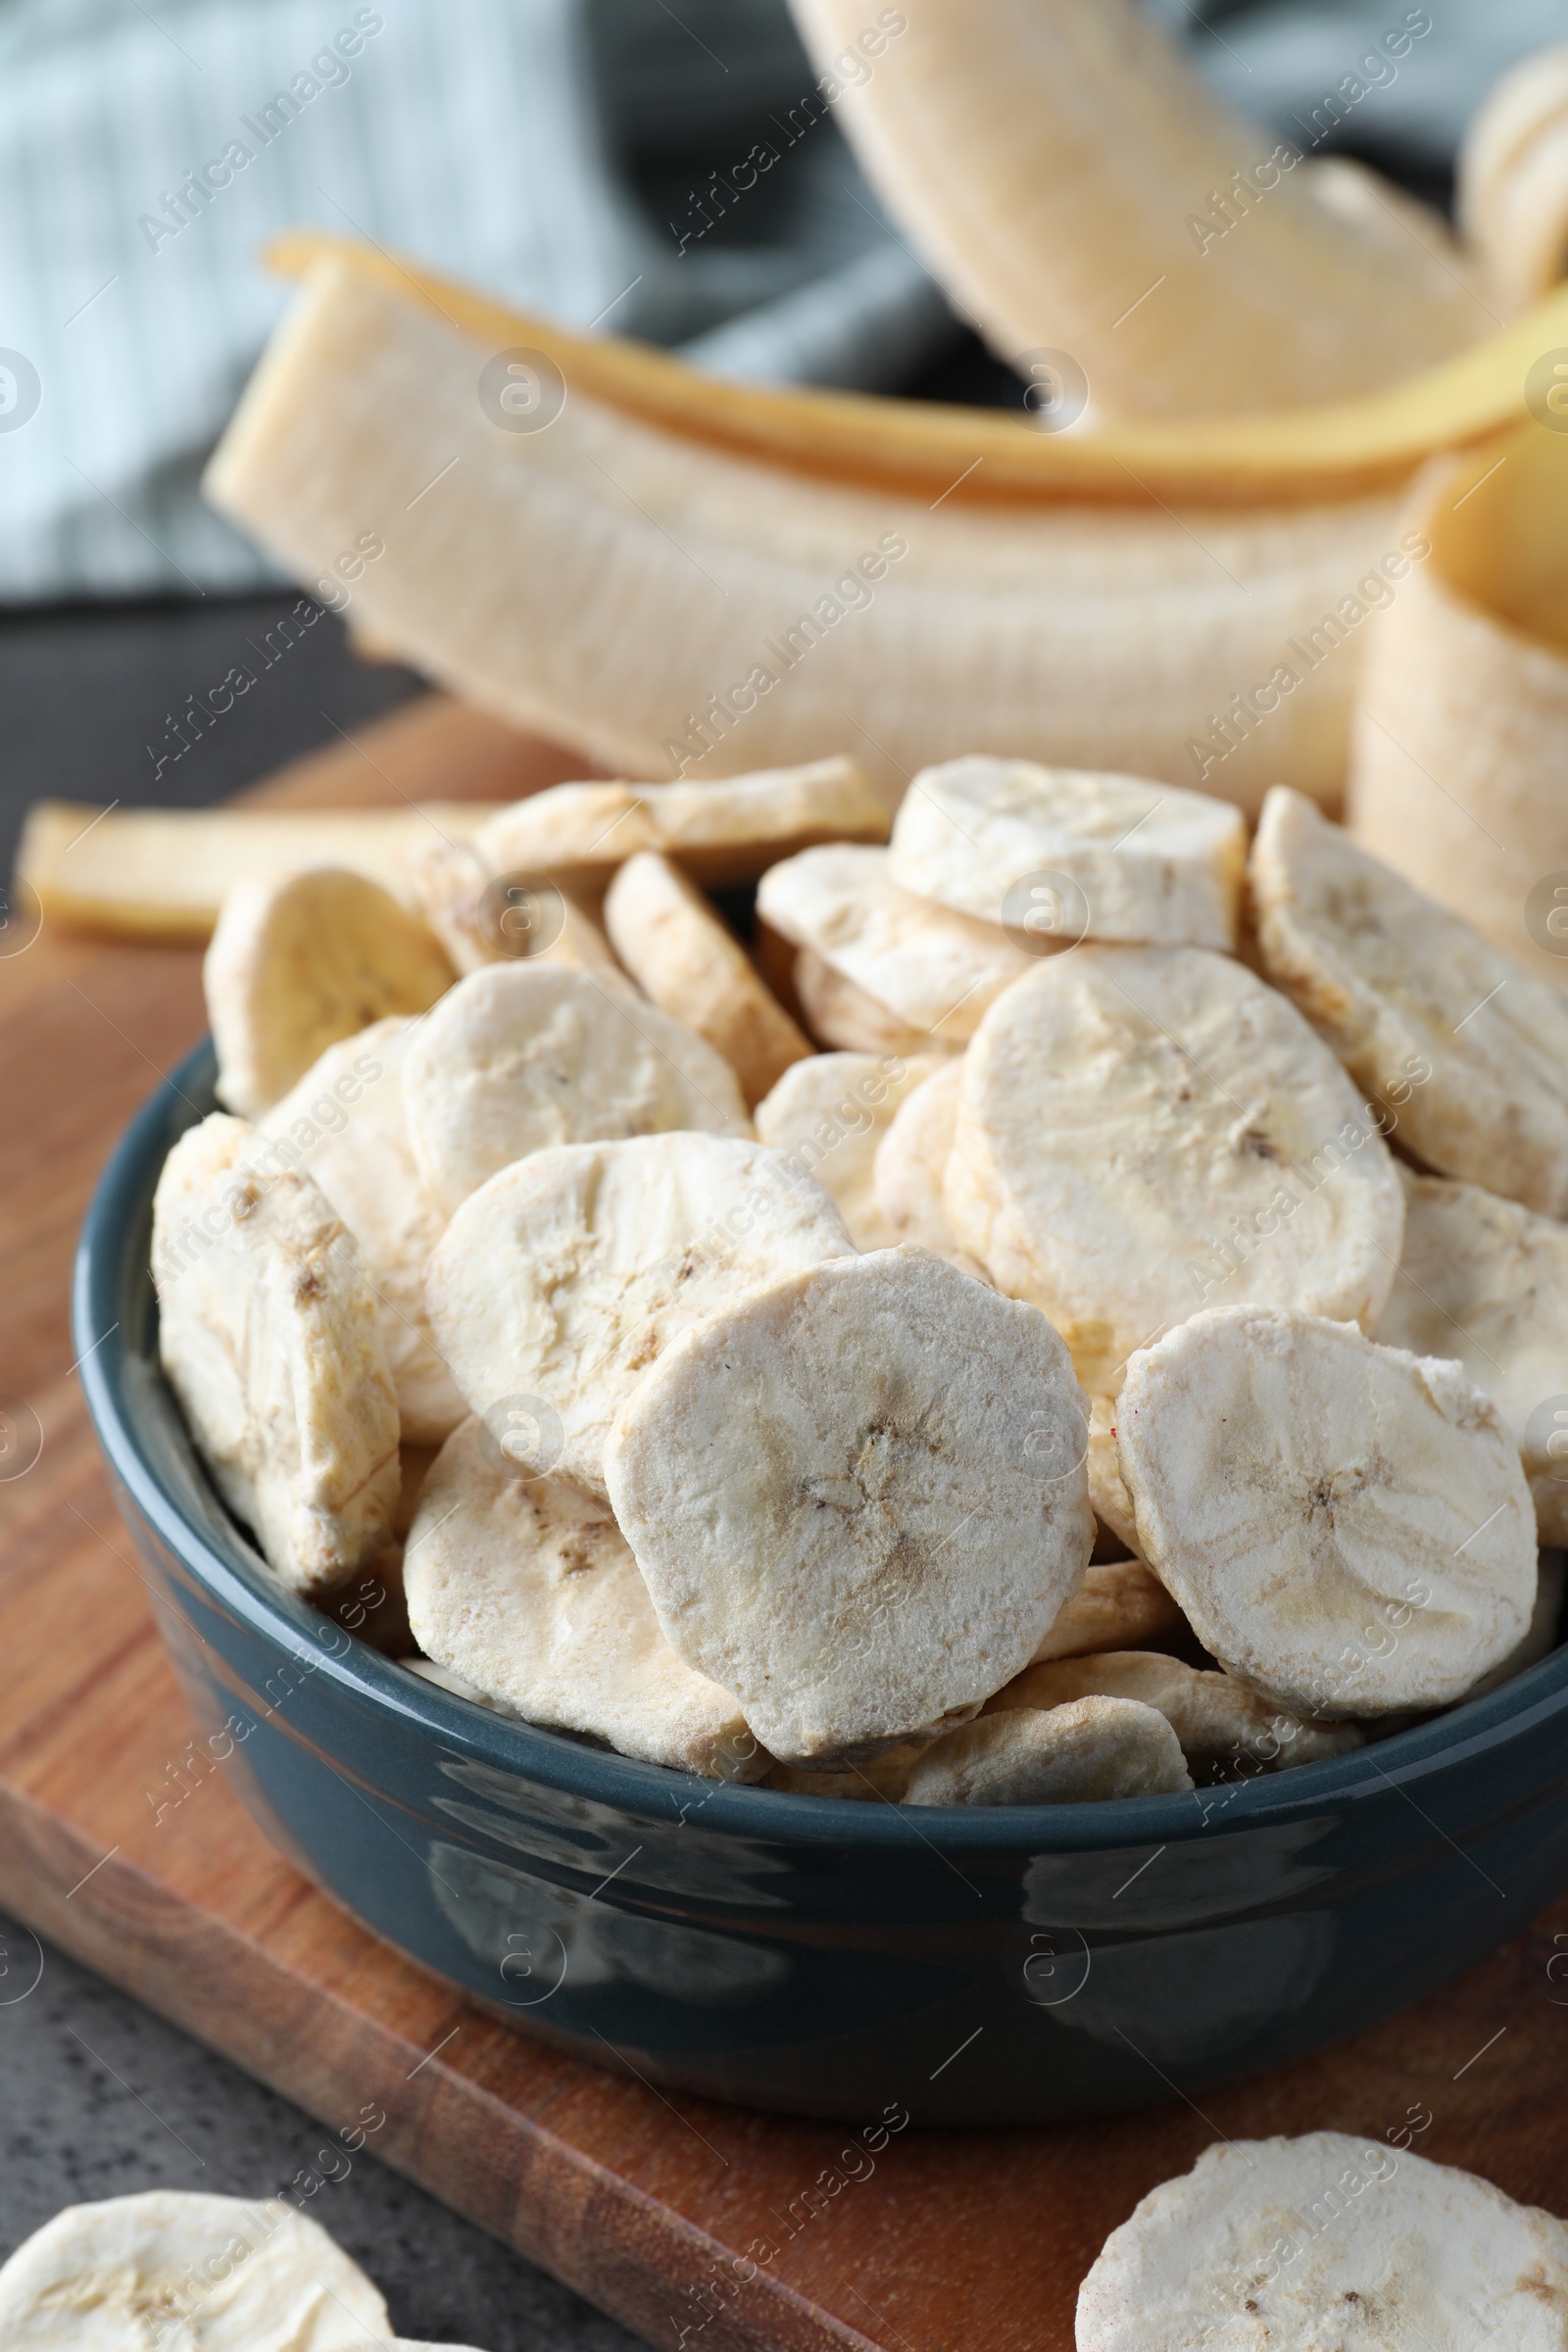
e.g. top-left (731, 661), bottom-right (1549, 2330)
top-left (3, 694), bottom-right (1567, 2352)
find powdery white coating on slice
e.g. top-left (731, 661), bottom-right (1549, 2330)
top-left (204, 864), bottom-right (454, 1119)
top-left (755, 1051), bottom-right (944, 1250)
top-left (603, 852), bottom-right (811, 1107)
top-left (1029, 1557), bottom-right (1185, 1664)
top-left (990, 1651), bottom-right (1363, 1774)
top-left (873, 1057), bottom-right (991, 1279)
top-left (0, 2189), bottom-right (392, 2349)
top-left (262, 1019), bottom-right (464, 1445)
top-left (1075, 2132), bottom-right (1568, 2349)
top-left (1377, 1165), bottom-right (1568, 1544)
top-left (404, 1419), bottom-right (760, 1777)
top-left (1250, 785), bottom-right (1568, 1215)
top-left (424, 1133), bottom-right (856, 1495)
top-left (890, 757), bottom-right (1246, 950)
top-left (402, 959), bottom-right (751, 1213)
top-left (793, 946), bottom-right (950, 1056)
top-left (152, 1113), bottom-right (399, 1592)
top-left (1117, 1306), bottom-right (1538, 1718)
top-left (604, 1246), bottom-right (1095, 1766)
top-left (903, 1697), bottom-right (1191, 1806)
top-left (947, 945), bottom-right (1406, 1396)
top-left (758, 844), bottom-right (1034, 1043)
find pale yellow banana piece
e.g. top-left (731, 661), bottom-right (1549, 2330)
top-left (402, 835), bottom-right (620, 978)
top-left (785, 0), bottom-right (1488, 418)
top-left (1459, 43), bottom-right (1568, 313)
top-left (1348, 424), bottom-right (1568, 982)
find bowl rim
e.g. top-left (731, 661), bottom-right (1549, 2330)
top-left (74, 1032), bottom-right (1568, 1859)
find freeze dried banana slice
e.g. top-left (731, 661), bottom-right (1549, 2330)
top-left (404, 837), bottom-right (617, 979)
top-left (1251, 786), bottom-right (1568, 1215)
top-left (403, 960), bottom-right (750, 1213)
top-left (424, 1133), bottom-right (855, 1495)
top-left (476, 756), bottom-right (889, 891)
top-left (1086, 1395), bottom-right (1140, 1553)
top-left (0, 2189), bottom-right (392, 2348)
top-left (205, 864), bottom-right (455, 1119)
top-left (1029, 1558), bottom-right (1185, 1665)
top-left (759, 844), bottom-right (1034, 1044)
top-left (903, 1697), bottom-right (1191, 1806)
top-left (890, 758), bottom-right (1246, 951)
top-left (948, 946), bottom-right (1405, 1396)
top-left (405, 1418), bottom-right (760, 1777)
top-left (1117, 1306), bottom-right (1538, 1718)
top-left (991, 1652), bottom-right (1363, 1775)
top-left (1076, 2132), bottom-right (1568, 2350)
top-left (873, 1057), bottom-right (990, 1279)
top-left (152, 1113), bottom-right (400, 1591)
top-left (755, 1051), bottom-right (944, 1249)
top-left (793, 947), bottom-right (947, 1057)
top-left (261, 1019), bottom-right (464, 1445)
top-left (604, 1246), bottom-right (1095, 1766)
top-left (604, 851), bottom-right (810, 1107)
top-left (1376, 1166), bottom-right (1568, 1544)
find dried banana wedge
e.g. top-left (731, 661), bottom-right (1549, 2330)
top-left (152, 1113), bottom-right (399, 1592)
top-left (262, 1019), bottom-right (464, 1445)
top-left (1251, 786), bottom-right (1568, 1214)
top-left (990, 1651), bottom-right (1362, 1775)
top-left (404, 1419), bottom-right (760, 1777)
top-left (423, 1133), bottom-right (854, 1495)
top-left (889, 759), bottom-right (1246, 951)
top-left (755, 1050), bottom-right (944, 1249)
top-left (604, 1246), bottom-right (1094, 1766)
top-left (903, 1697), bottom-right (1192, 1806)
top-left (402, 960), bottom-right (750, 1213)
top-left (1116, 1306), bottom-right (1538, 1718)
top-left (947, 945), bottom-right (1405, 1396)
top-left (872, 1057), bottom-right (989, 1278)
top-left (205, 865), bottom-right (455, 1119)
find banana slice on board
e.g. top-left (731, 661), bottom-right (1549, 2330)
top-left (1077, 2132), bottom-right (1568, 2350)
top-left (405, 1419), bottom-right (760, 1778)
top-left (755, 1051), bottom-right (944, 1249)
top-left (423, 1133), bottom-right (854, 1496)
top-left (946, 945), bottom-right (1405, 1396)
top-left (889, 759), bottom-right (1246, 952)
top-left (1377, 1165), bottom-right (1568, 1544)
top-left (152, 1113), bottom-right (400, 1592)
top-left (1116, 1305), bottom-right (1538, 1718)
top-left (872, 1057), bottom-right (989, 1278)
top-left (604, 1246), bottom-right (1094, 1766)
top-left (902, 1697), bottom-right (1192, 1806)
top-left (262, 1019), bottom-right (464, 1445)
top-left (0, 2190), bottom-right (392, 2348)
top-left (1028, 1557), bottom-right (1185, 1666)
top-left (989, 1651), bottom-right (1362, 1776)
top-left (402, 960), bottom-right (750, 1214)
top-left (792, 948), bottom-right (949, 1057)
top-left (757, 844), bottom-right (1034, 1045)
top-left (1251, 786), bottom-right (1568, 1215)
top-left (205, 865), bottom-right (455, 1119)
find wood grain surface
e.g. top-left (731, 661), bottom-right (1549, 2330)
top-left (2, 695), bottom-right (1566, 2352)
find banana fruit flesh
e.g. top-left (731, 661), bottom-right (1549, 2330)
top-left (785, 0), bottom-right (1490, 418)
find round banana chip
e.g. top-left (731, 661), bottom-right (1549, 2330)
top-left (152, 1113), bottom-right (400, 1592)
top-left (758, 844), bottom-right (1034, 1043)
top-left (205, 864), bottom-right (455, 1119)
top-left (405, 1418), bottom-right (760, 1777)
top-left (424, 1133), bottom-right (854, 1495)
top-left (889, 757), bottom-right (1246, 950)
top-left (604, 1246), bottom-right (1095, 1766)
top-left (990, 1651), bottom-right (1363, 1775)
top-left (903, 1697), bottom-right (1192, 1806)
top-left (262, 1018), bottom-right (464, 1445)
top-left (1250, 786), bottom-right (1568, 1215)
top-left (1377, 1165), bottom-right (1568, 1544)
top-left (755, 1050), bottom-right (944, 1249)
top-left (872, 1057), bottom-right (989, 1279)
top-left (792, 946), bottom-right (948, 1056)
top-left (1077, 2132), bottom-right (1568, 2349)
top-left (402, 960), bottom-right (751, 1213)
top-left (0, 2189), bottom-right (392, 2349)
top-left (1117, 1306), bottom-right (1538, 1718)
top-left (1029, 1557), bottom-right (1185, 1665)
top-left (947, 945), bottom-right (1405, 1396)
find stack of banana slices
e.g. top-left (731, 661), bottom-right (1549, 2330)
top-left (150, 746), bottom-right (1568, 1805)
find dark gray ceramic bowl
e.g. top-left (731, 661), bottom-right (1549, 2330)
top-left (74, 1038), bottom-right (1568, 2126)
